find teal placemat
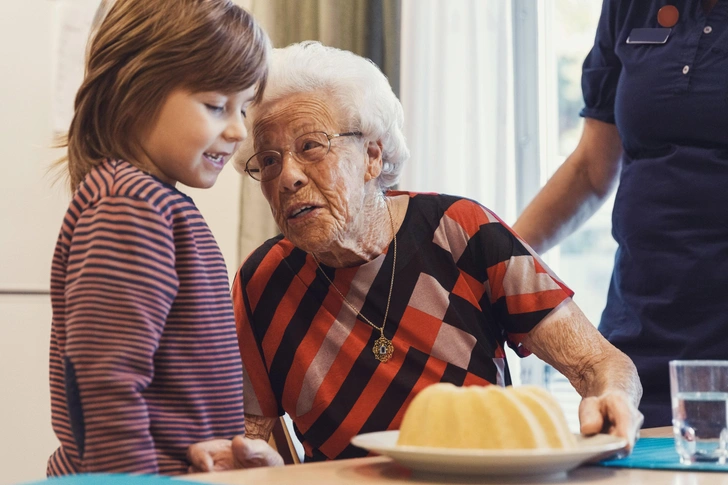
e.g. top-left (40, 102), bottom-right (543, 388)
top-left (18, 474), bottom-right (209, 485)
top-left (597, 437), bottom-right (728, 472)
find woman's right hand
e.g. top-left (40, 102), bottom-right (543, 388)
top-left (232, 435), bottom-right (285, 468)
top-left (187, 436), bottom-right (283, 473)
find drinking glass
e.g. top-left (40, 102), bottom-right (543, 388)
top-left (670, 360), bottom-right (728, 464)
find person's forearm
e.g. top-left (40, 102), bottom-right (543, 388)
top-left (514, 160), bottom-right (612, 253)
top-left (557, 319), bottom-right (642, 407)
top-left (576, 344), bottom-right (642, 408)
top-left (244, 414), bottom-right (277, 441)
top-left (523, 299), bottom-right (642, 407)
top-left (513, 118), bottom-right (622, 254)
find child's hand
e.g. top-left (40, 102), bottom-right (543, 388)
top-left (187, 436), bottom-right (284, 473)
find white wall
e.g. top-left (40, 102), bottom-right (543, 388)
top-left (0, 2), bottom-right (244, 483)
top-left (1, 3), bottom-right (65, 483)
top-left (0, 296), bottom-right (59, 485)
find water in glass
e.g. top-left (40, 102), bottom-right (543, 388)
top-left (672, 391), bottom-right (728, 464)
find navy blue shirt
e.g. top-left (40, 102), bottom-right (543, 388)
top-left (581, 0), bottom-right (728, 427)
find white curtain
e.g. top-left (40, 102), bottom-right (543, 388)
top-left (399, 0), bottom-right (516, 223)
top-left (400, 0), bottom-right (526, 385)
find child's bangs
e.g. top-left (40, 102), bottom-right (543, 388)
top-left (184, 6), bottom-right (269, 99)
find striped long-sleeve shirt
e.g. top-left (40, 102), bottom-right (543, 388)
top-left (234, 192), bottom-right (574, 461)
top-left (47, 160), bottom-right (245, 476)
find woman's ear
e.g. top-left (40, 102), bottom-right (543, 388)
top-left (364, 140), bottom-right (384, 182)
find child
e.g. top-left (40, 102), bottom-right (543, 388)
top-left (48, 0), bottom-right (270, 475)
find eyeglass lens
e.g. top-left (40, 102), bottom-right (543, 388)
top-left (246, 131), bottom-right (331, 181)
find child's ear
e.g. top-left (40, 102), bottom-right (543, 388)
top-left (364, 140), bottom-right (383, 182)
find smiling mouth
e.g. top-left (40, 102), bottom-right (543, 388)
top-left (204, 153), bottom-right (226, 164)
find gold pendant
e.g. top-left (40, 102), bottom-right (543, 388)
top-left (373, 335), bottom-right (394, 363)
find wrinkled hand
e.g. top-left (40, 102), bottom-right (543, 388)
top-left (579, 390), bottom-right (644, 455)
top-left (187, 436), bottom-right (283, 473)
top-left (232, 435), bottom-right (284, 468)
top-left (187, 439), bottom-right (236, 473)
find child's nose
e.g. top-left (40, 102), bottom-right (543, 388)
top-left (224, 115), bottom-right (247, 142)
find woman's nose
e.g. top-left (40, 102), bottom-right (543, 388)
top-left (277, 152), bottom-right (308, 192)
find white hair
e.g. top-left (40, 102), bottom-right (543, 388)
top-left (235, 41), bottom-right (409, 189)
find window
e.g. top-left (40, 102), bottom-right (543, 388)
top-left (402, 1), bottom-right (612, 431)
top-left (544, 1), bottom-right (615, 327)
top-left (523, 0), bottom-right (612, 430)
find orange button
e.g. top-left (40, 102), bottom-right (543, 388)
top-left (658, 5), bottom-right (679, 28)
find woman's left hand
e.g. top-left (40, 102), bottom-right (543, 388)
top-left (579, 389), bottom-right (644, 453)
top-left (187, 436), bottom-right (284, 473)
top-left (522, 299), bottom-right (644, 455)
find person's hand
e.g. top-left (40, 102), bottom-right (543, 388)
top-left (579, 390), bottom-right (644, 454)
top-left (232, 435), bottom-right (285, 468)
top-left (187, 436), bottom-right (283, 473)
top-left (187, 439), bottom-right (236, 473)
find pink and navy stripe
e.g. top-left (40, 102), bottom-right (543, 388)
top-left (47, 159), bottom-right (245, 475)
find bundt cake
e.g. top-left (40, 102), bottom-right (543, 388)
top-left (397, 383), bottom-right (577, 449)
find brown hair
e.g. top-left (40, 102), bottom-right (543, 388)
top-left (60, 0), bottom-right (270, 191)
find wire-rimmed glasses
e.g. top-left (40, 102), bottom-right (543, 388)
top-left (244, 131), bottom-right (363, 182)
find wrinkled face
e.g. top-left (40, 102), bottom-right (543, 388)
top-left (138, 86), bottom-right (256, 188)
top-left (253, 92), bottom-right (381, 252)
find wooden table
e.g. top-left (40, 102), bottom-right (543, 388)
top-left (185, 427), bottom-right (728, 484)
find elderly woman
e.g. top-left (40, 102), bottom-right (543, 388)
top-left (230, 41), bottom-right (642, 463)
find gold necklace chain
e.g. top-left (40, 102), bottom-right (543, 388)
top-left (313, 199), bottom-right (397, 363)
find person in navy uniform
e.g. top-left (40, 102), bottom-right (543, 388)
top-left (514, 0), bottom-right (728, 428)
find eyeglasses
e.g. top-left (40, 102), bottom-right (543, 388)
top-left (244, 131), bottom-right (363, 182)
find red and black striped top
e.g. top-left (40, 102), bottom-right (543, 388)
top-left (233, 192), bottom-right (573, 461)
top-left (47, 160), bottom-right (245, 476)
